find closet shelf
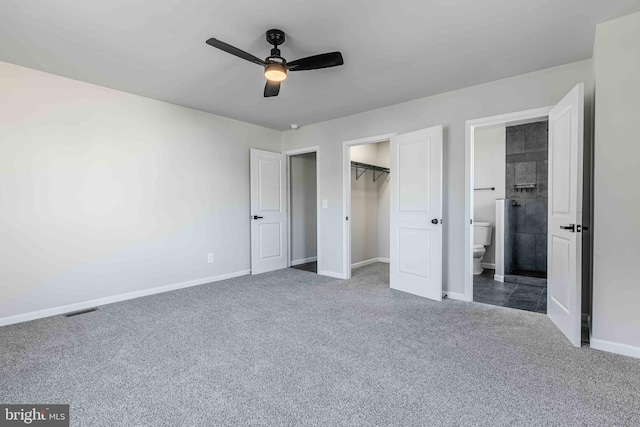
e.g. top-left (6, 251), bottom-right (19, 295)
top-left (351, 161), bottom-right (390, 182)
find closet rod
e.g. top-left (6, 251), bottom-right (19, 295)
top-left (474, 187), bottom-right (495, 191)
top-left (351, 161), bottom-right (390, 182)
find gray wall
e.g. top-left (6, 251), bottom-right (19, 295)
top-left (290, 152), bottom-right (317, 263)
top-left (0, 60), bottom-right (282, 321)
top-left (505, 121), bottom-right (548, 274)
top-left (282, 59), bottom-right (593, 293)
top-left (592, 11), bottom-right (640, 353)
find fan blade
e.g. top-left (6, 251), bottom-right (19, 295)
top-left (264, 80), bottom-right (281, 97)
top-left (288, 52), bottom-right (343, 71)
top-left (206, 38), bottom-right (265, 66)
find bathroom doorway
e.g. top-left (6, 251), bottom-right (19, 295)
top-left (466, 85), bottom-right (591, 347)
top-left (471, 122), bottom-right (548, 313)
top-left (465, 106), bottom-right (553, 315)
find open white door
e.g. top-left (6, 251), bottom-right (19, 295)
top-left (390, 126), bottom-right (443, 300)
top-left (547, 83), bottom-right (584, 347)
top-left (250, 149), bottom-right (287, 275)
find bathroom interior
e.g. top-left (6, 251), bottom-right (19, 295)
top-left (472, 121), bottom-right (548, 313)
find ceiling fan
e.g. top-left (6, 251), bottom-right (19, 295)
top-left (206, 29), bottom-right (344, 98)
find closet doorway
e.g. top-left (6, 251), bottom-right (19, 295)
top-left (344, 136), bottom-right (392, 279)
top-left (287, 148), bottom-right (319, 273)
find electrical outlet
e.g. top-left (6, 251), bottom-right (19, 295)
top-left (207, 253), bottom-right (214, 263)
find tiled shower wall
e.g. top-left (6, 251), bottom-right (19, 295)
top-left (505, 121), bottom-right (548, 274)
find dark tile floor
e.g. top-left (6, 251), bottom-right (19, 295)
top-left (474, 269), bottom-right (547, 313)
top-left (290, 261), bottom-right (317, 273)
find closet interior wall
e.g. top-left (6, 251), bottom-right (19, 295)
top-left (350, 141), bottom-right (390, 266)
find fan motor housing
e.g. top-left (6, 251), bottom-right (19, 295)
top-left (266, 29), bottom-right (285, 46)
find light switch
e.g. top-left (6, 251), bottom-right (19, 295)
top-left (322, 200), bottom-right (328, 209)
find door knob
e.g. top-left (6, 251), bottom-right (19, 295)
top-left (560, 224), bottom-right (575, 232)
top-left (431, 219), bottom-right (438, 225)
top-left (252, 215), bottom-right (264, 220)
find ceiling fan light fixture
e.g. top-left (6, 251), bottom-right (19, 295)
top-left (264, 62), bottom-right (287, 82)
top-left (206, 30), bottom-right (344, 97)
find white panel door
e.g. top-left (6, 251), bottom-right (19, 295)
top-left (390, 126), bottom-right (443, 300)
top-left (250, 149), bottom-right (287, 275)
top-left (547, 83), bottom-right (584, 347)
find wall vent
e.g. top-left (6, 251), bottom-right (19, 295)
top-left (63, 308), bottom-right (98, 317)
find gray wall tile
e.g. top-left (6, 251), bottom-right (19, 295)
top-left (507, 200), bottom-right (516, 234)
top-left (514, 233), bottom-right (536, 271)
top-left (536, 234), bottom-right (548, 272)
top-left (506, 127), bottom-right (525, 155)
top-left (504, 234), bottom-right (513, 274)
top-left (506, 163), bottom-right (515, 198)
top-left (504, 200), bottom-right (512, 233)
top-left (525, 198), bottom-right (548, 234)
top-left (537, 160), bottom-right (548, 197)
top-left (526, 151), bottom-right (548, 161)
top-left (514, 161), bottom-right (537, 198)
top-left (504, 122), bottom-right (548, 275)
top-left (504, 233), bottom-right (513, 274)
top-left (515, 161), bottom-right (536, 184)
top-left (514, 199), bottom-right (526, 233)
top-left (516, 188), bottom-right (537, 198)
top-left (507, 154), bottom-right (527, 163)
top-left (525, 121), bottom-right (548, 153)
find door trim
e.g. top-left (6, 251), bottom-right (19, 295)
top-left (342, 133), bottom-right (397, 280)
top-left (464, 107), bottom-right (552, 302)
top-left (284, 146), bottom-right (320, 272)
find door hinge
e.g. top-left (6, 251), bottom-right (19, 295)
top-left (346, 216), bottom-right (349, 221)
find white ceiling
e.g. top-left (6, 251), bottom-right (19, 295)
top-left (1, 0), bottom-right (638, 130)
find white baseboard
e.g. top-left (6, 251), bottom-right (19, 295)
top-left (291, 256), bottom-right (317, 266)
top-left (494, 275), bottom-right (504, 282)
top-left (443, 291), bottom-right (468, 301)
top-left (318, 270), bottom-right (346, 279)
top-left (351, 257), bottom-right (389, 269)
top-left (0, 270), bottom-right (250, 328)
top-left (481, 262), bottom-right (496, 269)
top-left (590, 338), bottom-right (640, 359)
top-left (351, 258), bottom-right (378, 269)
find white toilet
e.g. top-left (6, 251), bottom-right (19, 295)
top-left (473, 222), bottom-right (493, 275)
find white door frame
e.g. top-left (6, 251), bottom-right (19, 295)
top-left (464, 107), bottom-right (552, 302)
top-left (342, 133), bottom-right (396, 279)
top-left (284, 146), bottom-right (321, 271)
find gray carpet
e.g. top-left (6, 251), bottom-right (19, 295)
top-left (1, 263), bottom-right (639, 426)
